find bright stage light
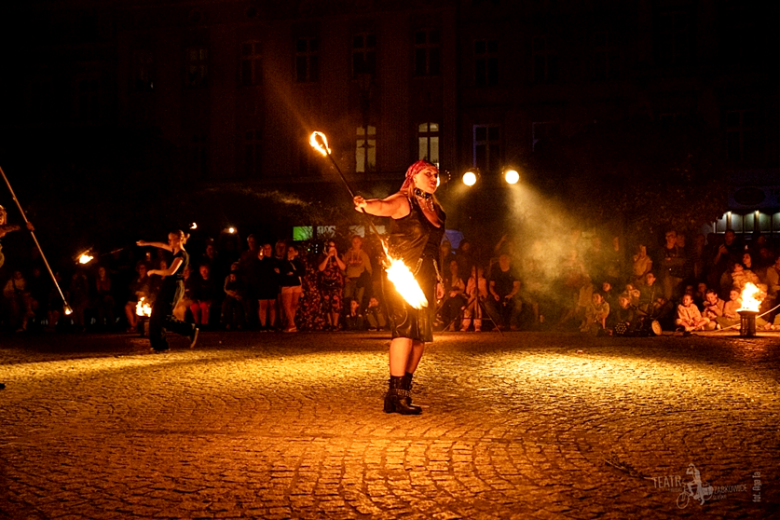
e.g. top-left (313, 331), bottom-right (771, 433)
top-left (462, 171), bottom-right (478, 187)
top-left (504, 169), bottom-right (519, 185)
top-left (227, 227), bottom-right (236, 234)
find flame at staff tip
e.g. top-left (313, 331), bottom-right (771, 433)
top-left (190, 222), bottom-right (198, 230)
top-left (738, 282), bottom-right (763, 312)
top-left (136, 297), bottom-right (152, 317)
top-left (64, 305), bottom-right (73, 316)
top-left (385, 256), bottom-right (428, 309)
top-left (309, 131), bottom-right (331, 157)
top-left (78, 252), bottom-right (94, 264)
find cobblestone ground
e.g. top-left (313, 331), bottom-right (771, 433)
top-left (1, 329), bottom-right (778, 519)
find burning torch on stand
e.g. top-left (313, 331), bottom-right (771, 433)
top-left (309, 132), bottom-right (428, 309)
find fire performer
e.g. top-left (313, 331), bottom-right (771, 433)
top-left (0, 204), bottom-right (34, 269)
top-left (136, 231), bottom-right (199, 352)
top-left (353, 160), bottom-right (445, 414)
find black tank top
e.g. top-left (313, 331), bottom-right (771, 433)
top-left (387, 194), bottom-right (445, 268)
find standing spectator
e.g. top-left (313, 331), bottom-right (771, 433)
top-left (631, 244), bottom-right (653, 285)
top-left (221, 263), bottom-right (245, 330)
top-left (279, 244), bottom-right (303, 333)
top-left (342, 235), bottom-right (372, 309)
top-left (318, 240), bottom-right (345, 331)
top-left (658, 229), bottom-right (687, 301)
top-left (709, 229), bottom-right (742, 290)
top-left (94, 266), bottom-right (115, 330)
top-left (487, 253), bottom-right (522, 330)
top-left (0, 204), bottom-right (34, 270)
top-left (68, 269), bottom-right (90, 332)
top-left (439, 239), bottom-right (455, 281)
top-left (190, 264), bottom-right (217, 328)
top-left (253, 243), bottom-right (280, 331)
top-left (3, 270), bottom-right (34, 332)
top-left (124, 261), bottom-right (150, 333)
top-left (455, 239), bottom-right (475, 282)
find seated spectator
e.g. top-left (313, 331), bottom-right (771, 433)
top-left (637, 272), bottom-right (663, 315)
top-left (675, 294), bottom-right (709, 333)
top-left (438, 259), bottom-right (466, 331)
top-left (601, 280), bottom-right (619, 317)
top-left (190, 264), bottom-right (217, 328)
top-left (124, 262), bottom-right (150, 333)
top-left (461, 264), bottom-right (488, 332)
top-left (221, 263), bottom-right (245, 330)
top-left (611, 294), bottom-right (640, 336)
top-left (580, 291), bottom-right (609, 335)
top-left (765, 255), bottom-right (780, 322)
top-left (717, 288), bottom-right (742, 330)
top-left (702, 289), bottom-right (725, 330)
top-left (344, 298), bottom-right (364, 331)
top-left (94, 266), bottom-right (115, 330)
top-left (694, 282), bottom-right (708, 311)
top-left (365, 296), bottom-right (387, 331)
top-left (487, 253), bottom-right (522, 330)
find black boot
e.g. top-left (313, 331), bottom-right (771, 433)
top-left (384, 376), bottom-right (422, 415)
top-left (400, 372), bottom-right (423, 414)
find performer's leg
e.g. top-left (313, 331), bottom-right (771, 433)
top-left (404, 340), bottom-right (425, 374)
top-left (149, 302), bottom-right (170, 351)
top-left (385, 337), bottom-right (422, 415)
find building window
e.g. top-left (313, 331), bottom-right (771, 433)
top-left (533, 36), bottom-right (557, 83)
top-left (77, 78), bottom-right (100, 121)
top-left (131, 50), bottom-right (155, 92)
top-left (656, 11), bottom-right (693, 66)
top-left (473, 125), bottom-right (500, 173)
top-left (356, 125), bottom-right (376, 173)
top-left (185, 46), bottom-right (208, 88)
top-left (591, 31), bottom-right (611, 81)
top-left (474, 39), bottom-right (498, 86)
top-left (414, 29), bottom-right (441, 76)
top-left (418, 122), bottom-right (439, 164)
top-left (190, 132), bottom-right (207, 178)
top-left (352, 32), bottom-right (376, 77)
top-left (244, 130), bottom-right (262, 177)
top-left (726, 110), bottom-right (759, 162)
top-left (295, 37), bottom-right (319, 83)
top-left (241, 41), bottom-right (262, 86)
top-left (532, 122), bottom-right (559, 152)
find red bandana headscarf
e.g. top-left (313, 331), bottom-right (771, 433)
top-left (401, 160), bottom-right (438, 193)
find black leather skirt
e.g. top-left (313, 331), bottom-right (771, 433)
top-left (384, 256), bottom-right (438, 343)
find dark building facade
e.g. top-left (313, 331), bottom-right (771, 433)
top-left (2, 0), bottom-right (778, 241)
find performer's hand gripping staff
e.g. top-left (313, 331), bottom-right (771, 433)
top-left (0, 164), bottom-right (72, 314)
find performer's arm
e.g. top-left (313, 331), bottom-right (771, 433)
top-left (149, 257), bottom-right (183, 277)
top-left (353, 193), bottom-right (409, 219)
top-left (136, 240), bottom-right (173, 252)
top-left (0, 224), bottom-right (21, 238)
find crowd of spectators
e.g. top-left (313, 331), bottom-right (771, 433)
top-left (2, 226), bottom-right (780, 336)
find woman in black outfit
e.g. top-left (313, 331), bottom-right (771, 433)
top-left (137, 230), bottom-right (198, 352)
top-left (353, 160), bottom-right (445, 414)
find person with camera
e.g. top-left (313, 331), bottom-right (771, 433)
top-left (318, 240), bottom-right (345, 331)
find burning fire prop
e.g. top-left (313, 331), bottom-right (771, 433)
top-left (385, 257), bottom-right (428, 309)
top-left (309, 131), bottom-right (428, 309)
top-left (78, 251), bottom-right (94, 264)
top-left (136, 297), bottom-right (152, 317)
top-left (737, 282), bottom-right (762, 312)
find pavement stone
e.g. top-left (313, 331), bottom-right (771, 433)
top-left (0, 329), bottom-right (778, 519)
